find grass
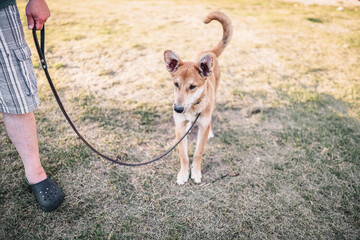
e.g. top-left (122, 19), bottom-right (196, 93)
top-left (0, 0), bottom-right (360, 239)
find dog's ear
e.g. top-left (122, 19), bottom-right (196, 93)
top-left (164, 50), bottom-right (182, 73)
top-left (197, 53), bottom-right (213, 78)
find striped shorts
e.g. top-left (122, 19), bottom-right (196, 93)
top-left (0, 4), bottom-right (40, 114)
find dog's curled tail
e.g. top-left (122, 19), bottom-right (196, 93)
top-left (204, 11), bottom-right (233, 57)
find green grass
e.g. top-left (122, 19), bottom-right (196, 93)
top-left (0, 0), bottom-right (359, 239)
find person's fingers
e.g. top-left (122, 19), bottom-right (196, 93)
top-left (26, 15), bottom-right (34, 30)
top-left (25, 0), bottom-right (50, 30)
top-left (35, 19), bottom-right (44, 30)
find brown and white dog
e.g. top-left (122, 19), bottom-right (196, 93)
top-left (164, 11), bottom-right (233, 185)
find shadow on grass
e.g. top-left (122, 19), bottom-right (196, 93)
top-left (264, 90), bottom-right (360, 235)
top-left (0, 88), bottom-right (359, 239)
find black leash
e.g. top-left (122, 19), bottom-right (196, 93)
top-left (32, 25), bottom-right (201, 166)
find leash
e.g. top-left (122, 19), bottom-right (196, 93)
top-left (32, 25), bottom-right (201, 166)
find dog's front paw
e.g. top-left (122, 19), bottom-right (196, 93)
top-left (177, 170), bottom-right (189, 185)
top-left (191, 167), bottom-right (202, 183)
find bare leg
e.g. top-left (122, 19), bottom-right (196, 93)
top-left (2, 112), bottom-right (47, 184)
top-left (175, 121), bottom-right (190, 185)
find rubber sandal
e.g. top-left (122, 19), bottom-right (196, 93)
top-left (28, 177), bottom-right (65, 212)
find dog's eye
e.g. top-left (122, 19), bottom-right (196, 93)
top-left (174, 82), bottom-right (179, 88)
top-left (189, 85), bottom-right (196, 90)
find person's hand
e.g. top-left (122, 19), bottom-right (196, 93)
top-left (25, 0), bottom-right (50, 30)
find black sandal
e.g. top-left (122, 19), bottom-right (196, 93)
top-left (28, 177), bottom-right (65, 212)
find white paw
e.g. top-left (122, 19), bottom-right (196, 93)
top-left (191, 167), bottom-right (202, 183)
top-left (177, 170), bottom-right (189, 185)
top-left (208, 129), bottom-right (214, 139)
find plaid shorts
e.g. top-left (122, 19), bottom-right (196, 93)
top-left (0, 4), bottom-right (40, 114)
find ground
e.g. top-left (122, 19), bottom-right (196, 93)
top-left (286, 0), bottom-right (360, 6)
top-left (0, 0), bottom-right (359, 239)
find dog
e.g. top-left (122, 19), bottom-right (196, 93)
top-left (164, 11), bottom-right (233, 185)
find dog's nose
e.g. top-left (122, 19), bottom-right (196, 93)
top-left (174, 105), bottom-right (184, 113)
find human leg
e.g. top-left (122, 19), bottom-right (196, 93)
top-left (0, 4), bottom-right (63, 212)
top-left (2, 112), bottom-right (64, 212)
top-left (2, 112), bottom-right (46, 184)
